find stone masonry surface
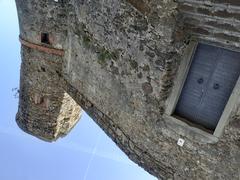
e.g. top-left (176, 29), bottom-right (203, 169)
top-left (16, 0), bottom-right (240, 179)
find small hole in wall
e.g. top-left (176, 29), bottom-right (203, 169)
top-left (56, 70), bottom-right (62, 77)
top-left (41, 33), bottom-right (50, 44)
top-left (41, 67), bottom-right (46, 72)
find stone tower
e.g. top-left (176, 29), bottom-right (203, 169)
top-left (16, 0), bottom-right (240, 179)
top-left (16, 0), bottom-right (81, 141)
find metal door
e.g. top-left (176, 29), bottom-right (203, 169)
top-left (175, 43), bottom-right (240, 130)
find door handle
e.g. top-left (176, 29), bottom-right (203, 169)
top-left (213, 83), bottom-right (220, 90)
top-left (197, 78), bottom-right (204, 84)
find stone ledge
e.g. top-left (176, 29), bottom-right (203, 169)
top-left (19, 37), bottom-right (65, 56)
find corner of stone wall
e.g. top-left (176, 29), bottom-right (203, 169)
top-left (16, 46), bottom-right (82, 141)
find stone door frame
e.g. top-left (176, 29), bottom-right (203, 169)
top-left (164, 40), bottom-right (240, 143)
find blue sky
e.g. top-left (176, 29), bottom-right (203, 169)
top-left (0, 1), bottom-right (156, 180)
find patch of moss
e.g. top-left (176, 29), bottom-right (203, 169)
top-left (74, 23), bottom-right (93, 49)
top-left (97, 48), bottom-right (112, 65)
top-left (75, 23), bottom-right (120, 66)
top-left (97, 48), bottom-right (120, 66)
top-left (82, 34), bottom-right (92, 48)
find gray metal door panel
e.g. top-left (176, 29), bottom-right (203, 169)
top-left (175, 44), bottom-right (219, 127)
top-left (175, 43), bottom-right (240, 130)
top-left (198, 48), bottom-right (240, 129)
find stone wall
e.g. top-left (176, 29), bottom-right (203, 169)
top-left (65, 82), bottom-right (175, 178)
top-left (177, 0), bottom-right (240, 48)
top-left (15, 0), bottom-right (240, 179)
top-left (16, 46), bottom-right (81, 141)
top-left (15, 0), bottom-right (82, 141)
top-left (15, 0), bottom-right (68, 48)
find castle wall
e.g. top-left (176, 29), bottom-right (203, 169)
top-left (62, 0), bottom-right (240, 179)
top-left (15, 0), bottom-right (68, 48)
top-left (16, 0), bottom-right (240, 179)
top-left (17, 46), bottom-right (81, 141)
top-left (177, 0), bottom-right (240, 48)
top-left (16, 0), bottom-right (82, 141)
